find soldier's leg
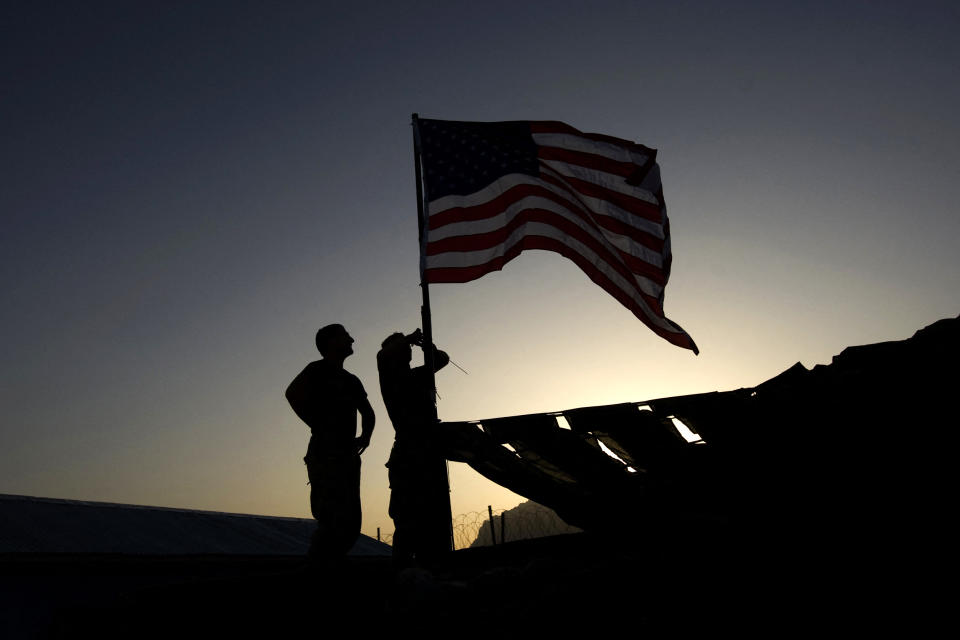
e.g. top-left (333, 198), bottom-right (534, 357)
top-left (306, 457), bottom-right (333, 563)
top-left (388, 465), bottom-right (415, 568)
top-left (337, 454), bottom-right (362, 556)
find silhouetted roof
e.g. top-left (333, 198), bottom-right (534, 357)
top-left (439, 314), bottom-right (960, 533)
top-left (0, 494), bottom-right (390, 556)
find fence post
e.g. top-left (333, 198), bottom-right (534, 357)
top-left (501, 510), bottom-right (506, 545)
top-left (488, 505), bottom-right (497, 546)
top-left (377, 527), bottom-right (381, 542)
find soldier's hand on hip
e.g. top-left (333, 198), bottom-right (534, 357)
top-left (355, 435), bottom-right (371, 456)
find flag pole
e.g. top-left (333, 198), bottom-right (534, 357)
top-left (412, 113), bottom-right (438, 407)
top-left (412, 112), bottom-right (454, 552)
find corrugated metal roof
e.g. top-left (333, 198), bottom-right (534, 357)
top-left (0, 494), bottom-right (390, 556)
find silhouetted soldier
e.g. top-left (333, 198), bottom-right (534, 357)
top-left (377, 328), bottom-right (450, 567)
top-left (286, 324), bottom-right (375, 567)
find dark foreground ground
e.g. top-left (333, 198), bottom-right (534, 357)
top-left (2, 528), bottom-right (750, 638)
top-left (7, 521), bottom-right (935, 639)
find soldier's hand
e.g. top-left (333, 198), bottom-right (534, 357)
top-left (407, 328), bottom-right (423, 346)
top-left (355, 435), bottom-right (371, 456)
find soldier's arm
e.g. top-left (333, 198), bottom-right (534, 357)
top-left (429, 345), bottom-right (449, 372)
top-left (409, 329), bottom-right (448, 373)
top-left (356, 397), bottom-right (375, 455)
top-left (285, 374), bottom-right (310, 425)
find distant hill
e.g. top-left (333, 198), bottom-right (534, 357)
top-left (469, 500), bottom-right (580, 548)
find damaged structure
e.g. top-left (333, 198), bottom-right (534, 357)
top-left (438, 316), bottom-right (958, 555)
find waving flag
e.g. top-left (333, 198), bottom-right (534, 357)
top-left (415, 118), bottom-right (697, 353)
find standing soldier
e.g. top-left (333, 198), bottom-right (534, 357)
top-left (286, 324), bottom-right (375, 567)
top-left (377, 329), bottom-right (450, 567)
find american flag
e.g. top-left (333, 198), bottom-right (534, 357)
top-left (415, 118), bottom-right (697, 354)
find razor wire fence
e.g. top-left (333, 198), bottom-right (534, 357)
top-left (451, 508), bottom-right (506, 550)
top-left (375, 502), bottom-right (580, 550)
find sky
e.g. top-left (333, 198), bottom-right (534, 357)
top-left (2, 0), bottom-right (958, 543)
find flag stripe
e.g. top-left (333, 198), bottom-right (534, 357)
top-left (537, 146), bottom-right (640, 179)
top-left (532, 132), bottom-right (652, 166)
top-left (537, 166), bottom-right (670, 284)
top-left (540, 162), bottom-right (664, 221)
top-left (537, 168), bottom-right (665, 241)
top-left (529, 121), bottom-right (657, 157)
top-left (430, 193), bottom-right (667, 260)
top-left (424, 227), bottom-right (671, 326)
top-left (425, 206), bottom-right (667, 298)
top-left (424, 235), bottom-right (698, 351)
top-left (428, 184), bottom-right (670, 295)
top-left (592, 209), bottom-right (665, 253)
top-left (430, 171), bottom-right (667, 244)
top-left (540, 154), bottom-right (662, 207)
top-left (427, 178), bottom-right (668, 269)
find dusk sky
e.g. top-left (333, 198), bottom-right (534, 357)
top-left (2, 1), bottom-right (958, 543)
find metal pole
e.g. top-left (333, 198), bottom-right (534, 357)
top-left (412, 113), bottom-right (437, 399)
top-left (412, 113), bottom-right (454, 553)
top-left (488, 505), bottom-right (497, 546)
